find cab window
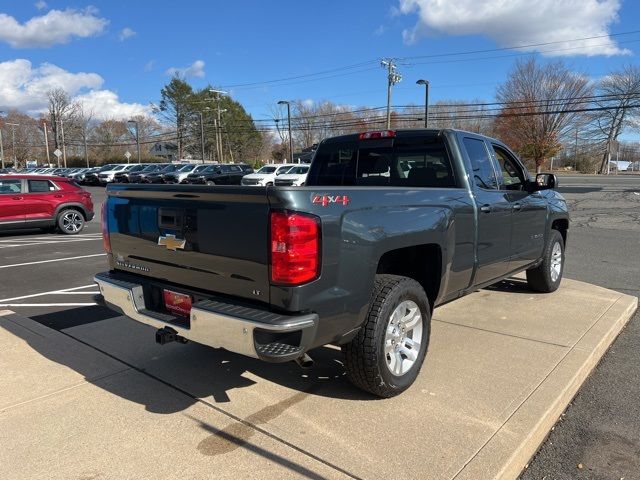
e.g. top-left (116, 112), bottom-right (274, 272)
top-left (463, 137), bottom-right (498, 190)
top-left (492, 145), bottom-right (526, 191)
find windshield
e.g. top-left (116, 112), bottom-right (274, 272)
top-left (178, 164), bottom-right (196, 172)
top-left (257, 166), bottom-right (276, 174)
top-left (287, 166), bottom-right (309, 175)
top-left (99, 164), bottom-right (115, 171)
top-left (129, 165), bottom-right (146, 172)
top-left (161, 164), bottom-right (180, 172)
top-left (276, 166), bottom-right (294, 174)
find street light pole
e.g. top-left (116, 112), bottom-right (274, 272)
top-left (416, 79), bottom-right (430, 128)
top-left (277, 100), bottom-right (293, 163)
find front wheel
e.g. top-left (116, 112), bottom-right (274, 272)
top-left (526, 229), bottom-right (564, 292)
top-left (57, 209), bottom-right (85, 235)
top-left (206, 180), bottom-right (216, 186)
top-left (342, 274), bottom-right (431, 398)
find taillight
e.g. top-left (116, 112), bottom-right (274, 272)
top-left (101, 203), bottom-right (111, 254)
top-left (270, 211), bottom-right (320, 286)
top-left (358, 130), bottom-right (396, 140)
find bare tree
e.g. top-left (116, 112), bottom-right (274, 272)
top-left (47, 88), bottom-right (80, 166)
top-left (589, 65), bottom-right (640, 173)
top-left (494, 58), bottom-right (592, 172)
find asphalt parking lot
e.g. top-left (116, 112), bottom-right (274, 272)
top-left (0, 176), bottom-right (638, 479)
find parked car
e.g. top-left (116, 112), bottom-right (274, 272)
top-left (235, 163), bottom-right (254, 175)
top-left (183, 164), bottom-right (246, 185)
top-left (113, 164), bottom-right (150, 183)
top-left (98, 164), bottom-right (133, 185)
top-left (96, 128), bottom-right (569, 397)
top-left (128, 164), bottom-right (170, 183)
top-left (0, 175), bottom-right (94, 234)
top-left (274, 165), bottom-right (310, 186)
top-left (163, 164), bottom-right (204, 184)
top-left (241, 164), bottom-right (295, 186)
top-left (144, 164), bottom-right (184, 184)
top-left (84, 164), bottom-right (118, 185)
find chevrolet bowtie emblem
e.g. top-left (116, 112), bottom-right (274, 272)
top-left (158, 234), bottom-right (186, 251)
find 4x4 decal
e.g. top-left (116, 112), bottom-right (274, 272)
top-left (312, 194), bottom-right (350, 207)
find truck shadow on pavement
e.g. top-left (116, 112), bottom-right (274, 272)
top-left (2, 309), bottom-right (374, 419)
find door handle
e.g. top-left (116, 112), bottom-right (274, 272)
top-left (54, 194), bottom-right (63, 198)
top-left (480, 204), bottom-right (491, 213)
top-left (512, 203), bottom-right (522, 211)
top-left (12, 196), bottom-right (23, 200)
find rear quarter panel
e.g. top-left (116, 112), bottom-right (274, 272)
top-left (268, 186), bottom-right (476, 347)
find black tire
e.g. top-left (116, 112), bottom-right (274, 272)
top-left (56, 209), bottom-right (85, 235)
top-left (266, 182), bottom-right (274, 186)
top-left (342, 274), bottom-right (431, 398)
top-left (526, 229), bottom-right (564, 293)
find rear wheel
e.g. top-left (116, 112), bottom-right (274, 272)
top-left (57, 209), bottom-right (85, 235)
top-left (526, 229), bottom-right (564, 292)
top-left (342, 274), bottom-right (431, 398)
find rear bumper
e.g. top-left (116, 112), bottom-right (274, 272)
top-left (94, 271), bottom-right (318, 362)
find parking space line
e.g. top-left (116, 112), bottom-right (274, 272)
top-left (0, 285), bottom-right (96, 303)
top-left (0, 303), bottom-right (97, 307)
top-left (55, 291), bottom-right (101, 295)
top-left (0, 254), bottom-right (106, 270)
top-left (0, 233), bottom-right (101, 242)
top-left (0, 238), bottom-right (102, 249)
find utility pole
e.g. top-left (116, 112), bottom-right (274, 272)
top-left (0, 111), bottom-right (5, 169)
top-left (198, 112), bottom-right (206, 163)
top-left (209, 89), bottom-right (228, 163)
top-left (59, 118), bottom-right (67, 168)
top-left (381, 59), bottom-right (402, 129)
top-left (574, 128), bottom-right (579, 170)
top-left (277, 100), bottom-right (293, 163)
top-left (83, 126), bottom-right (89, 167)
top-left (6, 122), bottom-right (19, 167)
top-left (43, 121), bottom-right (50, 166)
top-left (213, 118), bottom-right (220, 163)
top-left (416, 79), bottom-right (430, 128)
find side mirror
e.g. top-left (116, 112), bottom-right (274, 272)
top-left (529, 173), bottom-right (557, 191)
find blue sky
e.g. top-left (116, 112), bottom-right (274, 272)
top-left (0, 0), bottom-right (639, 127)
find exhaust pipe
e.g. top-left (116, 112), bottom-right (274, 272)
top-left (295, 353), bottom-right (314, 369)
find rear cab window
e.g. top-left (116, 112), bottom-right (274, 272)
top-left (307, 132), bottom-right (457, 188)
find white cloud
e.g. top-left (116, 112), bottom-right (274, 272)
top-left (74, 90), bottom-right (149, 119)
top-left (34, 1), bottom-right (47, 10)
top-left (0, 8), bottom-right (108, 48)
top-left (118, 27), bottom-right (136, 41)
top-left (0, 59), bottom-right (149, 119)
top-left (166, 60), bottom-right (206, 78)
top-left (397, 0), bottom-right (630, 56)
top-left (144, 60), bottom-right (155, 72)
top-left (374, 25), bottom-right (387, 36)
top-left (301, 99), bottom-right (315, 108)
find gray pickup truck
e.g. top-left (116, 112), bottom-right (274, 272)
top-left (95, 129), bottom-right (569, 397)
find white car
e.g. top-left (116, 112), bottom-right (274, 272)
top-left (241, 164), bottom-right (294, 186)
top-left (274, 165), bottom-right (310, 186)
top-left (97, 164), bottom-right (130, 184)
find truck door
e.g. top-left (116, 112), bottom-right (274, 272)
top-left (490, 144), bottom-right (547, 269)
top-left (462, 136), bottom-right (513, 285)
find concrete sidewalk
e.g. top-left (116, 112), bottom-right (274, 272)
top-left (0, 277), bottom-right (636, 480)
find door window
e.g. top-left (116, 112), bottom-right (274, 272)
top-left (492, 145), bottom-right (525, 191)
top-left (28, 180), bottom-right (56, 193)
top-left (0, 179), bottom-right (22, 194)
top-left (463, 138), bottom-right (498, 190)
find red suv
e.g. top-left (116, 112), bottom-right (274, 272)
top-left (0, 175), bottom-right (94, 234)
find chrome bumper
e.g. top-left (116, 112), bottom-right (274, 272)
top-left (94, 273), bottom-right (317, 360)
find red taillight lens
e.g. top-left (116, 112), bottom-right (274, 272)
top-left (358, 130), bottom-right (396, 140)
top-left (270, 211), bottom-right (320, 286)
top-left (101, 203), bottom-right (111, 254)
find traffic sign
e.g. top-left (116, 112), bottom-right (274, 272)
top-left (124, 151), bottom-right (131, 162)
top-left (53, 149), bottom-right (62, 158)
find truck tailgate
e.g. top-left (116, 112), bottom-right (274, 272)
top-left (104, 185), bottom-right (271, 304)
